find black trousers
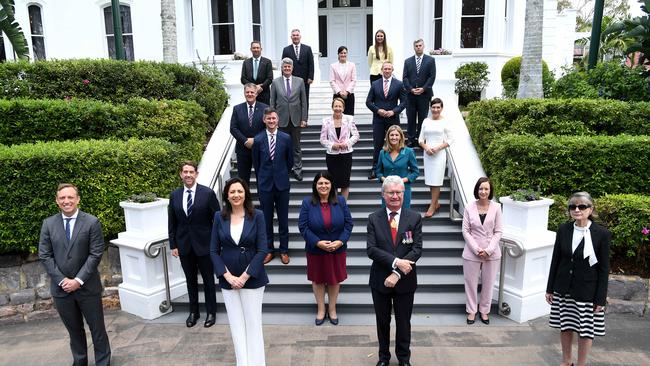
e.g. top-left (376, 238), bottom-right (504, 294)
top-left (179, 249), bottom-right (217, 315)
top-left (371, 288), bottom-right (414, 363)
top-left (236, 150), bottom-right (253, 188)
top-left (54, 292), bottom-right (111, 366)
top-left (406, 93), bottom-right (431, 142)
top-left (371, 118), bottom-right (399, 170)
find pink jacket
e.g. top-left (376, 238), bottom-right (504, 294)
top-left (462, 200), bottom-right (503, 262)
top-left (320, 114), bottom-right (360, 155)
top-left (329, 62), bottom-right (357, 94)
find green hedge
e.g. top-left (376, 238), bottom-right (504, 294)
top-left (0, 138), bottom-right (198, 254)
top-left (484, 134), bottom-right (650, 198)
top-left (467, 99), bottom-right (650, 154)
top-left (0, 59), bottom-right (228, 127)
top-left (0, 98), bottom-right (208, 147)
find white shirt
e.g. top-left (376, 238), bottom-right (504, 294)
top-left (230, 221), bottom-right (244, 244)
top-left (182, 183), bottom-right (197, 215)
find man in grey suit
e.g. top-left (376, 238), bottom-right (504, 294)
top-left (39, 183), bottom-right (111, 366)
top-left (270, 57), bottom-right (308, 181)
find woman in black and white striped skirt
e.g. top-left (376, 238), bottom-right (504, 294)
top-left (545, 192), bottom-right (610, 366)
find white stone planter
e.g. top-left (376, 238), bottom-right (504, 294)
top-left (111, 198), bottom-right (187, 320)
top-left (500, 196), bottom-right (555, 235)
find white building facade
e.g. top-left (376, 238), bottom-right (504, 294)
top-left (2, 0), bottom-right (575, 98)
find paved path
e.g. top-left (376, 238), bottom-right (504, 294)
top-left (1, 310), bottom-right (649, 365)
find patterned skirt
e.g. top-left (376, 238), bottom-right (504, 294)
top-left (549, 292), bottom-right (606, 339)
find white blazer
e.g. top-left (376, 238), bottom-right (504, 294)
top-left (461, 200), bottom-right (503, 261)
top-left (319, 114), bottom-right (360, 155)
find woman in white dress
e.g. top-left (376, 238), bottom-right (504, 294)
top-left (418, 98), bottom-right (453, 217)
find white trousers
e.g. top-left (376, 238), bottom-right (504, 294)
top-left (221, 286), bottom-right (266, 366)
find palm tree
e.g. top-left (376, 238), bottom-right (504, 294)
top-left (517, 0), bottom-right (544, 98)
top-left (160, 0), bottom-right (178, 63)
top-left (604, 0), bottom-right (650, 76)
top-left (0, 0), bottom-right (29, 60)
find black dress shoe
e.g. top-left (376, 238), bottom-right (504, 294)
top-left (480, 313), bottom-right (490, 325)
top-left (466, 317), bottom-right (475, 325)
top-left (375, 361), bottom-right (389, 366)
top-left (315, 316), bottom-right (325, 326)
top-left (204, 313), bottom-right (216, 328)
top-left (399, 362), bottom-right (411, 366)
top-left (329, 316), bottom-right (339, 325)
top-left (368, 170), bottom-right (377, 180)
top-left (186, 313), bottom-right (200, 327)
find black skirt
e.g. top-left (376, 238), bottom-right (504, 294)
top-left (326, 152), bottom-right (353, 189)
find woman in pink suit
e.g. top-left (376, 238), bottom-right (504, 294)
top-left (329, 46), bottom-right (357, 115)
top-left (462, 177), bottom-right (503, 325)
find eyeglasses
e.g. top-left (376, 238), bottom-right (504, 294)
top-left (384, 191), bottom-right (404, 197)
top-left (568, 204), bottom-right (592, 211)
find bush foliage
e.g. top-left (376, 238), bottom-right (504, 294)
top-left (0, 138), bottom-right (198, 254)
top-left (553, 62), bottom-right (650, 101)
top-left (500, 56), bottom-right (554, 98)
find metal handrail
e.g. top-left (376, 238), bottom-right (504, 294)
top-left (497, 236), bottom-right (525, 316)
top-left (143, 237), bottom-right (173, 313)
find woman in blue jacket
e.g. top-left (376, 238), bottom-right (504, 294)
top-left (298, 171), bottom-right (353, 325)
top-left (376, 125), bottom-right (420, 208)
top-left (210, 177), bottom-right (269, 366)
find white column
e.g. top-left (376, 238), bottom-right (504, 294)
top-left (443, 0), bottom-right (460, 52)
top-left (192, 0), bottom-right (212, 59)
top-left (484, 0), bottom-right (506, 51)
top-left (372, 0), bottom-right (406, 77)
top-left (233, 0), bottom-right (252, 55)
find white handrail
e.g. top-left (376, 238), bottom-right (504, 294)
top-left (197, 106), bottom-right (237, 195)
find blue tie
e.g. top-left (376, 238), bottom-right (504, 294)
top-left (253, 58), bottom-right (259, 80)
top-left (64, 218), bottom-right (72, 242)
top-left (186, 190), bottom-right (193, 216)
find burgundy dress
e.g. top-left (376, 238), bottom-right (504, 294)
top-left (306, 203), bottom-right (348, 284)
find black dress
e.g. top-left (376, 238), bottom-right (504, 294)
top-left (326, 127), bottom-right (353, 189)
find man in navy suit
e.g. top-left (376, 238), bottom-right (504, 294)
top-left (252, 108), bottom-right (294, 265)
top-left (366, 62), bottom-right (408, 179)
top-left (367, 176), bottom-right (422, 366)
top-left (281, 29), bottom-right (314, 107)
top-left (403, 39), bottom-right (436, 147)
top-left (230, 83), bottom-right (268, 187)
top-left (39, 183), bottom-right (111, 366)
top-left (240, 41), bottom-right (274, 105)
top-left (168, 161), bottom-right (221, 328)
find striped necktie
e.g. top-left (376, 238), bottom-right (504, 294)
top-left (269, 133), bottom-right (276, 160)
top-left (295, 44), bottom-right (300, 59)
top-left (383, 79), bottom-right (389, 98)
top-left (186, 189), bottom-right (193, 216)
top-left (416, 56), bottom-right (422, 74)
top-left (248, 105), bottom-right (254, 127)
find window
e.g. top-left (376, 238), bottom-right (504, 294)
top-left (211, 0), bottom-right (235, 55)
top-left (0, 33), bottom-right (6, 62)
top-left (318, 15), bottom-right (327, 57)
top-left (333, 0), bottom-right (360, 7)
top-left (460, 0), bottom-right (484, 48)
top-left (103, 5), bottom-right (135, 61)
top-left (433, 0), bottom-right (443, 50)
top-left (28, 5), bottom-right (46, 60)
top-left (252, 0), bottom-right (261, 42)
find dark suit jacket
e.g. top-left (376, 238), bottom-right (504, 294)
top-left (298, 196), bottom-right (353, 254)
top-left (546, 221), bottom-right (611, 305)
top-left (270, 76), bottom-right (308, 127)
top-left (367, 207), bottom-right (423, 294)
top-left (252, 130), bottom-right (293, 192)
top-left (241, 56), bottom-right (274, 103)
top-left (366, 77), bottom-right (408, 125)
top-left (209, 209), bottom-right (269, 290)
top-left (402, 54), bottom-right (436, 95)
top-left (281, 43), bottom-right (314, 82)
top-left (230, 101), bottom-right (268, 155)
top-left (38, 211), bottom-right (104, 298)
top-left (168, 184), bottom-right (220, 257)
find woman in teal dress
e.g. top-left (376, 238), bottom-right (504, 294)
top-left (376, 125), bottom-right (419, 208)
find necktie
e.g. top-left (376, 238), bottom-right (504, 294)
top-left (269, 134), bottom-right (276, 160)
top-left (248, 105), bottom-right (254, 127)
top-left (389, 211), bottom-right (398, 247)
top-left (186, 189), bottom-right (193, 216)
top-left (253, 58), bottom-right (259, 79)
top-left (295, 44), bottom-right (299, 59)
top-left (64, 218), bottom-right (72, 242)
top-left (416, 56), bottom-right (421, 74)
top-left (383, 79), bottom-right (389, 98)
top-left (285, 78), bottom-right (291, 97)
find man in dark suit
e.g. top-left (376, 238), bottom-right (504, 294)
top-left (366, 62), bottom-right (408, 179)
top-left (270, 57), bottom-right (308, 181)
top-left (230, 83), bottom-right (268, 187)
top-left (168, 161), bottom-right (221, 328)
top-left (281, 29), bottom-right (314, 106)
top-left (39, 183), bottom-right (111, 366)
top-left (367, 175), bottom-right (422, 366)
top-left (403, 39), bottom-right (436, 147)
top-left (240, 41), bottom-right (274, 105)
top-left (252, 107), bottom-right (294, 265)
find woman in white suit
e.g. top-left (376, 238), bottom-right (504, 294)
top-left (329, 46), bottom-right (357, 115)
top-left (320, 98), bottom-right (360, 199)
top-left (462, 177), bottom-right (503, 325)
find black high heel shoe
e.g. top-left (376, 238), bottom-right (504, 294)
top-left (479, 313), bottom-right (490, 325)
top-left (466, 313), bottom-right (475, 325)
top-left (315, 315), bottom-right (326, 326)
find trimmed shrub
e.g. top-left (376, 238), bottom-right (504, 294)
top-left (501, 56), bottom-right (554, 98)
top-left (0, 98), bottom-right (208, 147)
top-left (552, 67), bottom-right (599, 99)
top-left (0, 138), bottom-right (198, 254)
top-left (0, 59), bottom-right (228, 127)
top-left (483, 134), bottom-right (650, 198)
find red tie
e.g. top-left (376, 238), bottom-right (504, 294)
top-left (389, 211), bottom-right (398, 247)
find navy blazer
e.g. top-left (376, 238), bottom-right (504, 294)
top-left (209, 209), bottom-right (269, 290)
top-left (281, 43), bottom-right (314, 82)
top-left (252, 130), bottom-right (293, 192)
top-left (366, 77), bottom-right (408, 125)
top-left (402, 54), bottom-right (436, 95)
top-left (367, 207), bottom-right (423, 294)
top-left (230, 101), bottom-right (268, 155)
top-left (298, 196), bottom-right (354, 255)
top-left (168, 184), bottom-right (220, 256)
top-left (546, 221), bottom-right (610, 305)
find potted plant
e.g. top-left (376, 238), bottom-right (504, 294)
top-left (119, 192), bottom-right (169, 236)
top-left (500, 188), bottom-right (554, 235)
top-left (454, 61), bottom-right (490, 107)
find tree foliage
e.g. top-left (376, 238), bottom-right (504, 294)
top-left (604, 0), bottom-right (650, 77)
top-left (0, 0), bottom-right (29, 60)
